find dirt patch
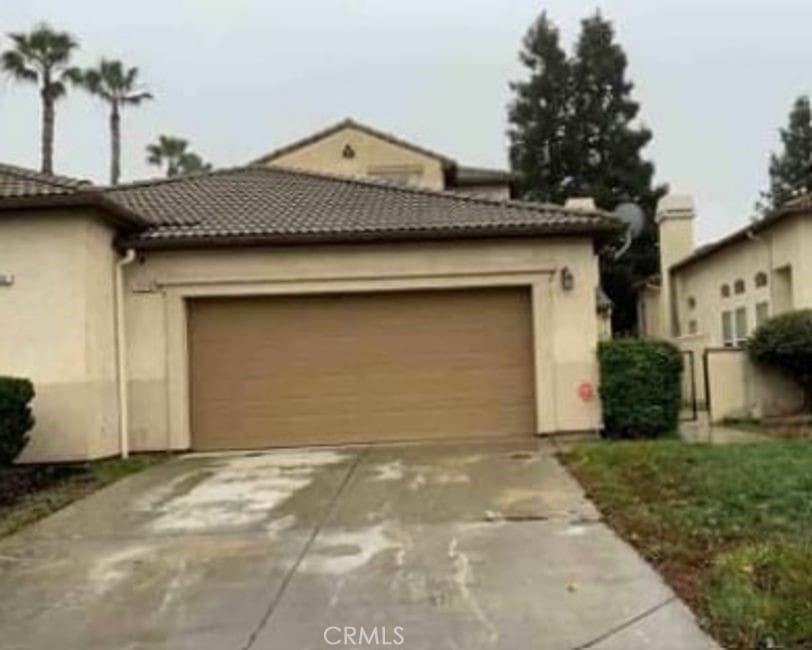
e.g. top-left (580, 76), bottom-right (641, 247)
top-left (0, 465), bottom-right (87, 508)
top-left (0, 455), bottom-right (167, 539)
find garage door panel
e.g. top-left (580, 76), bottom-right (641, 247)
top-left (189, 288), bottom-right (535, 449)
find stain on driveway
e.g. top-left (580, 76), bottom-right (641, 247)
top-left (0, 440), bottom-right (718, 649)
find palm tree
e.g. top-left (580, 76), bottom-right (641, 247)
top-left (1, 24), bottom-right (80, 174)
top-left (176, 152), bottom-right (212, 175)
top-left (146, 135), bottom-right (212, 177)
top-left (80, 60), bottom-right (152, 185)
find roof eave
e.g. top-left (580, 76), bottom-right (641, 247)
top-left (0, 191), bottom-right (150, 231)
top-left (669, 205), bottom-right (810, 273)
top-left (119, 222), bottom-right (620, 251)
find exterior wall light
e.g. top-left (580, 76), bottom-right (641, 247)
top-left (560, 266), bottom-right (575, 292)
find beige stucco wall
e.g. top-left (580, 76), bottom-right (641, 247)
top-left (123, 238), bottom-right (604, 451)
top-left (672, 214), bottom-right (810, 348)
top-left (0, 211), bottom-right (119, 462)
top-left (646, 207), bottom-right (812, 417)
top-left (637, 286), bottom-right (662, 339)
top-left (266, 125), bottom-right (446, 190)
top-left (705, 349), bottom-right (804, 422)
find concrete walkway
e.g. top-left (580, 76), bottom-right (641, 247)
top-left (680, 410), bottom-right (769, 444)
top-left (0, 440), bottom-right (718, 649)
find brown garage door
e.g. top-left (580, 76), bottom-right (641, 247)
top-left (188, 287), bottom-right (535, 449)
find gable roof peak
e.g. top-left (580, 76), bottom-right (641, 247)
top-left (250, 117), bottom-right (457, 168)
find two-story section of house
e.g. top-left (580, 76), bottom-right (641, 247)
top-left (638, 193), bottom-right (812, 418)
top-left (640, 193), bottom-right (812, 346)
top-left (251, 118), bottom-right (518, 199)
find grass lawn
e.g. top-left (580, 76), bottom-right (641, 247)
top-left (0, 454), bottom-right (167, 539)
top-left (562, 440), bottom-right (812, 650)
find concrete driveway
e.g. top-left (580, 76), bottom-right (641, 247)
top-left (0, 440), bottom-right (717, 650)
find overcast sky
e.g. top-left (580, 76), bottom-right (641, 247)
top-left (1, 0), bottom-right (810, 243)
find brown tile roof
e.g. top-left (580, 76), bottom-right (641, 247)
top-left (0, 163), bottom-right (89, 198)
top-left (107, 165), bottom-right (618, 248)
top-left (0, 163), bottom-right (147, 229)
top-left (670, 196), bottom-right (812, 273)
top-left (251, 118), bottom-right (457, 168)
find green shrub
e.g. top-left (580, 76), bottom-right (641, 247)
top-left (748, 309), bottom-right (812, 409)
top-left (0, 377), bottom-right (35, 465)
top-left (598, 339), bottom-right (683, 439)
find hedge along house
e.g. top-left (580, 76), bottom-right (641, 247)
top-left (0, 162), bottom-right (617, 462)
top-left (639, 193), bottom-right (812, 420)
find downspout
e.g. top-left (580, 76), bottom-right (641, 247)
top-left (115, 249), bottom-right (137, 459)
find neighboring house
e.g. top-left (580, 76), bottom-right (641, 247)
top-left (639, 193), bottom-right (812, 418)
top-left (252, 118), bottom-right (518, 199)
top-left (0, 162), bottom-right (617, 462)
top-left (640, 193), bottom-right (812, 343)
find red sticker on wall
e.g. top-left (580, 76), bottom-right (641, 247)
top-left (578, 382), bottom-right (595, 401)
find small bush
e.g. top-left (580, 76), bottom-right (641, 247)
top-left (598, 339), bottom-right (683, 439)
top-left (748, 309), bottom-right (812, 409)
top-left (0, 377), bottom-right (35, 465)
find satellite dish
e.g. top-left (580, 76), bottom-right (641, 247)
top-left (612, 202), bottom-right (645, 259)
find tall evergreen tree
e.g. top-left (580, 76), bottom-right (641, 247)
top-left (569, 13), bottom-right (666, 333)
top-left (761, 95), bottom-right (812, 212)
top-left (568, 13), bottom-right (661, 211)
top-left (507, 12), bottom-right (571, 202)
top-left (507, 11), bottom-right (665, 333)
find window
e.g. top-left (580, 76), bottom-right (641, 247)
top-left (722, 311), bottom-right (733, 346)
top-left (735, 307), bottom-right (748, 345)
top-left (754, 271), bottom-right (768, 288)
top-left (687, 296), bottom-right (697, 310)
top-left (756, 301), bottom-right (770, 327)
top-left (688, 319), bottom-right (698, 335)
top-left (734, 278), bottom-right (746, 294)
top-left (367, 165), bottom-right (423, 187)
top-left (721, 284), bottom-right (731, 298)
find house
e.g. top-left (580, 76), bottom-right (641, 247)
top-left (641, 193), bottom-right (812, 343)
top-left (639, 193), bottom-right (812, 418)
top-left (0, 161), bottom-right (616, 462)
top-left (252, 118), bottom-right (518, 199)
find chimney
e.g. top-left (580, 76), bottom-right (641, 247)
top-left (656, 194), bottom-right (695, 272)
top-left (656, 194), bottom-right (695, 337)
top-left (564, 197), bottom-right (597, 211)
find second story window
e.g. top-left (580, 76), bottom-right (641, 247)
top-left (756, 301), bottom-right (770, 327)
top-left (687, 296), bottom-right (697, 310)
top-left (721, 284), bottom-right (731, 298)
top-left (734, 279), bottom-right (746, 295)
top-left (755, 271), bottom-right (768, 288)
top-left (367, 165), bottom-right (423, 187)
top-left (735, 306), bottom-right (748, 345)
top-left (722, 311), bottom-right (733, 346)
